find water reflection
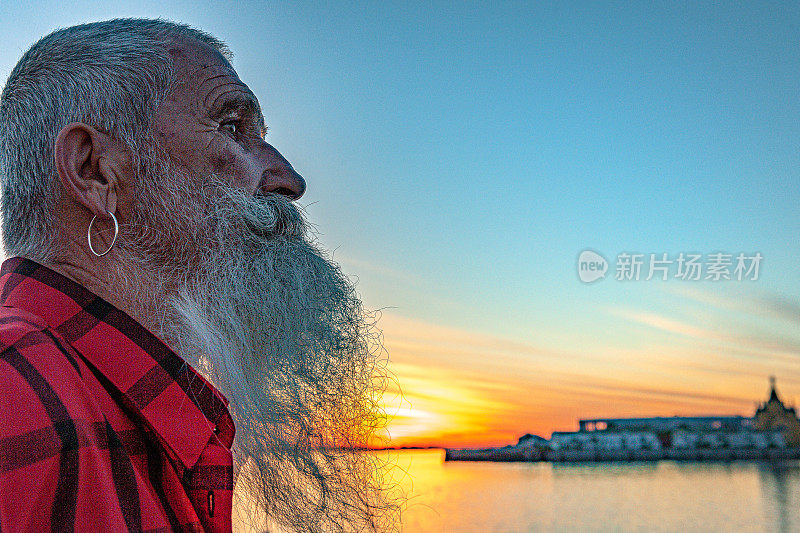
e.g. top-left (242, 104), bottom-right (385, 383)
top-left (758, 461), bottom-right (800, 533)
top-left (381, 450), bottom-right (800, 532)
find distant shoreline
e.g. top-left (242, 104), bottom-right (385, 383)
top-left (445, 446), bottom-right (800, 462)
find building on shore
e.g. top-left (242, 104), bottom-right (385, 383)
top-left (446, 377), bottom-right (800, 462)
top-left (550, 377), bottom-right (799, 453)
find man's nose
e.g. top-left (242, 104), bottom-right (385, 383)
top-left (258, 143), bottom-right (306, 200)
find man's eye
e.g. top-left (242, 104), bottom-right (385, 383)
top-left (220, 121), bottom-right (238, 136)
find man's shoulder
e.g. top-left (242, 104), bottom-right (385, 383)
top-left (0, 306), bottom-right (150, 532)
top-left (0, 305), bottom-right (49, 349)
top-left (0, 305), bottom-right (82, 374)
top-left (0, 305), bottom-right (93, 433)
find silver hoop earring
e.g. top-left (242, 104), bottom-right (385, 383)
top-left (87, 211), bottom-right (119, 257)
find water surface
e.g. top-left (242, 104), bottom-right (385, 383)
top-left (386, 449), bottom-right (800, 532)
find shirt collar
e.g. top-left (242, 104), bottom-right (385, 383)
top-left (0, 257), bottom-right (235, 470)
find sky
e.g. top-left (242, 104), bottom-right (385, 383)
top-left (1, 1), bottom-right (799, 448)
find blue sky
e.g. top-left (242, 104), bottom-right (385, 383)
top-left (1, 1), bottom-right (798, 445)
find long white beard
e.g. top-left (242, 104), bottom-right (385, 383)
top-left (120, 152), bottom-right (395, 531)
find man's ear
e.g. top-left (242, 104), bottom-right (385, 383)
top-left (54, 122), bottom-right (125, 217)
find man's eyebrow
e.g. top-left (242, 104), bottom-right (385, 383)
top-left (211, 94), bottom-right (268, 135)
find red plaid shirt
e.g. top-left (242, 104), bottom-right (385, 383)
top-left (0, 257), bottom-right (235, 532)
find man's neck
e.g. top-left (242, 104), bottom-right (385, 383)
top-left (46, 248), bottom-right (177, 342)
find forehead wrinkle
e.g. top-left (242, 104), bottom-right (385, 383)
top-left (204, 81), bottom-right (253, 110)
top-left (196, 73), bottom-right (234, 101)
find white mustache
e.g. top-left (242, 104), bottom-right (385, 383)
top-left (215, 188), bottom-right (307, 239)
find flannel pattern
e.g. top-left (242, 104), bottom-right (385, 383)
top-left (0, 257), bottom-right (235, 532)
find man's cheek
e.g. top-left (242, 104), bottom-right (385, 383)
top-left (211, 145), bottom-right (239, 176)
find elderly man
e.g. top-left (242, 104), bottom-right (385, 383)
top-left (0, 19), bottom-right (388, 532)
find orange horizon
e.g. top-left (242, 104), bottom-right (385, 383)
top-left (380, 407), bottom-right (762, 450)
top-left (369, 306), bottom-right (800, 451)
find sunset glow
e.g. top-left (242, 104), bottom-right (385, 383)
top-left (375, 295), bottom-right (800, 449)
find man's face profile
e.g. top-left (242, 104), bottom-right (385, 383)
top-left (152, 37), bottom-right (304, 202)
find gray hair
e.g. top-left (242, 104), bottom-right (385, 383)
top-left (0, 18), bottom-right (230, 261)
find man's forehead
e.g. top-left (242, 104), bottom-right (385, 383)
top-left (169, 37), bottom-right (239, 89)
top-left (165, 37), bottom-right (265, 129)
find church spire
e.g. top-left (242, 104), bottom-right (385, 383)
top-left (769, 375), bottom-right (780, 403)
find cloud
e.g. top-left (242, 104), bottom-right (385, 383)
top-left (608, 308), bottom-right (722, 341)
top-left (672, 284), bottom-right (800, 326)
top-left (608, 305), bottom-right (800, 361)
